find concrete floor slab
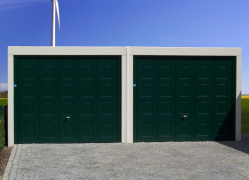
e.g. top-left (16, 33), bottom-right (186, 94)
top-left (3, 134), bottom-right (249, 180)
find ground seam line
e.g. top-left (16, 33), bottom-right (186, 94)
top-left (2, 145), bottom-right (17, 180)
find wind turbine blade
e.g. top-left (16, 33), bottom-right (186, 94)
top-left (55, 0), bottom-right (60, 31)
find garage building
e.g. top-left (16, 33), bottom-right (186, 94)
top-left (7, 46), bottom-right (241, 146)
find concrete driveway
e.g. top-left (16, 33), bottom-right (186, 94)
top-left (3, 134), bottom-right (249, 180)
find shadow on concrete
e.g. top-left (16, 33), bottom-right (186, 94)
top-left (216, 134), bottom-right (249, 155)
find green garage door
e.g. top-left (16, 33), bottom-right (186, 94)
top-left (133, 57), bottom-right (235, 142)
top-left (15, 57), bottom-right (121, 144)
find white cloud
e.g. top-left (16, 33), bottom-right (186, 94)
top-left (0, 0), bottom-right (49, 11)
top-left (0, 83), bottom-right (8, 91)
top-left (0, 0), bottom-right (69, 11)
top-left (0, 0), bottom-right (47, 5)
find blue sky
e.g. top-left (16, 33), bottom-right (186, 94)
top-left (0, 0), bottom-right (248, 93)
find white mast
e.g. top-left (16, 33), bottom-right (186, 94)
top-left (51, 0), bottom-right (60, 47)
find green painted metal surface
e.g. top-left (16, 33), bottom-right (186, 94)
top-left (78, 59), bottom-right (98, 142)
top-left (39, 59), bottom-right (59, 143)
top-left (97, 59), bottom-right (119, 142)
top-left (137, 59), bottom-right (157, 141)
top-left (59, 60), bottom-right (78, 143)
top-left (175, 60), bottom-right (195, 141)
top-left (134, 57), bottom-right (235, 142)
top-left (195, 60), bottom-right (213, 141)
top-left (16, 57), bottom-right (121, 144)
top-left (213, 59), bottom-right (235, 141)
top-left (18, 59), bottom-right (39, 143)
top-left (136, 59), bottom-right (176, 142)
top-left (157, 59), bottom-right (176, 141)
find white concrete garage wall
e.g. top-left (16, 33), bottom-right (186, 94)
top-left (8, 46), bottom-right (242, 146)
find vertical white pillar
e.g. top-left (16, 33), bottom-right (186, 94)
top-left (126, 46), bottom-right (133, 143)
top-left (8, 54), bottom-right (14, 147)
top-left (121, 55), bottom-right (127, 143)
top-left (236, 55), bottom-right (242, 141)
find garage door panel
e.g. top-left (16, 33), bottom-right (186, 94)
top-left (23, 123), bottom-right (35, 139)
top-left (159, 122), bottom-right (172, 136)
top-left (39, 60), bottom-right (59, 143)
top-left (215, 64), bottom-right (229, 79)
top-left (179, 83), bottom-right (191, 97)
top-left (142, 66), bottom-right (153, 79)
top-left (81, 101), bottom-right (95, 111)
top-left (180, 123), bottom-right (191, 136)
top-left (23, 64), bottom-right (36, 80)
top-left (140, 100), bottom-right (154, 115)
top-left (195, 60), bottom-right (212, 140)
top-left (159, 62), bottom-right (174, 79)
top-left (160, 83), bottom-right (173, 97)
top-left (197, 83), bottom-right (210, 96)
top-left (80, 100), bottom-right (94, 115)
top-left (179, 100), bottom-right (191, 114)
top-left (159, 99), bottom-right (173, 115)
top-left (61, 100), bottom-right (75, 115)
top-left (22, 83), bottom-right (35, 98)
top-left (142, 123), bottom-right (153, 136)
top-left (62, 83), bottom-right (75, 97)
top-left (157, 60), bottom-right (176, 141)
top-left (135, 57), bottom-right (235, 142)
top-left (41, 64), bottom-right (56, 79)
top-left (62, 64), bottom-right (75, 79)
top-left (100, 100), bottom-right (113, 115)
top-left (141, 82), bottom-right (154, 97)
top-left (42, 83), bottom-right (55, 97)
top-left (78, 60), bottom-right (98, 142)
top-left (79, 63), bottom-right (95, 79)
top-left (43, 124), bottom-right (55, 138)
top-left (100, 65), bottom-right (113, 79)
top-left (197, 100), bottom-right (210, 114)
top-left (178, 64), bottom-right (192, 79)
top-left (17, 57), bottom-right (120, 144)
top-left (59, 60), bottom-right (78, 143)
top-left (137, 60), bottom-right (157, 141)
top-left (213, 60), bottom-right (233, 140)
top-left (99, 123), bottom-right (113, 137)
top-left (215, 99), bottom-right (229, 114)
top-left (176, 60), bottom-right (194, 141)
top-left (100, 83), bottom-right (113, 97)
top-left (215, 121), bottom-right (228, 136)
top-left (197, 122), bottom-right (211, 136)
top-left (216, 83), bottom-right (229, 97)
top-left (22, 100), bottom-right (36, 116)
top-left (80, 123), bottom-right (94, 137)
top-left (63, 123), bottom-right (75, 137)
top-left (18, 59), bottom-right (39, 143)
top-left (81, 83), bottom-right (94, 97)
top-left (139, 61), bottom-right (154, 79)
top-left (98, 60), bottom-right (118, 142)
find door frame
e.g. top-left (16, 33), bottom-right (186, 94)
top-left (14, 56), bottom-right (121, 144)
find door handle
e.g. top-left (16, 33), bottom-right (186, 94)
top-left (65, 116), bottom-right (71, 121)
top-left (183, 115), bottom-right (187, 120)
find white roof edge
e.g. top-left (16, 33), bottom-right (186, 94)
top-left (8, 46), bottom-right (241, 56)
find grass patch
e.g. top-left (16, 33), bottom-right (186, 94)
top-left (242, 99), bottom-right (249, 133)
top-left (0, 99), bottom-right (7, 107)
top-left (0, 100), bottom-right (6, 152)
top-left (0, 113), bottom-right (5, 152)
